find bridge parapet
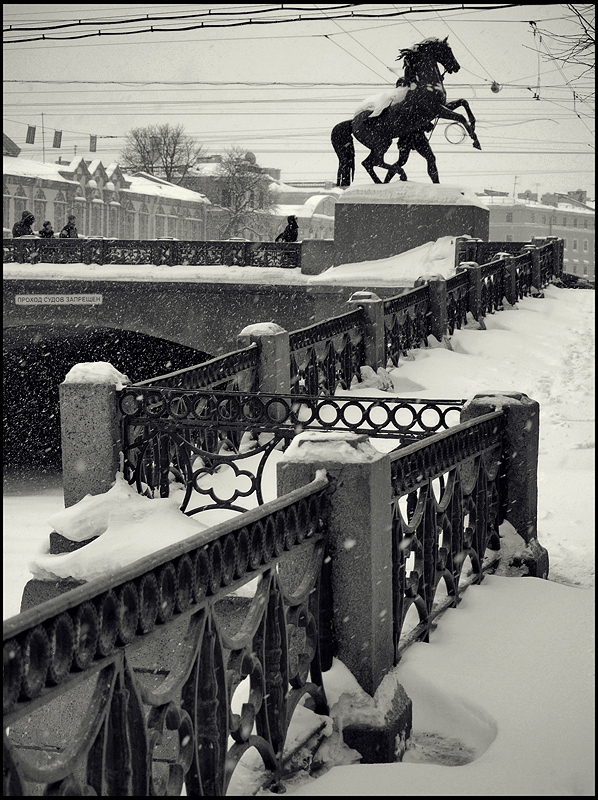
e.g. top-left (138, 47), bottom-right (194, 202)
top-left (4, 237), bottom-right (303, 269)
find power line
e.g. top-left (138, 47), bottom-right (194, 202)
top-left (3, 5), bottom-right (528, 44)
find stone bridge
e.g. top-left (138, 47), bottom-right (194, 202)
top-left (2, 275), bottom-right (373, 357)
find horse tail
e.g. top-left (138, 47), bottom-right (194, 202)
top-left (331, 119), bottom-right (355, 187)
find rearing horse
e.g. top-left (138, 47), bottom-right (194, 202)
top-left (331, 37), bottom-right (481, 186)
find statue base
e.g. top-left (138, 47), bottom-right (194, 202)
top-left (333, 181), bottom-right (489, 266)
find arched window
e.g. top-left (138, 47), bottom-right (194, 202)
top-left (34, 189), bottom-right (47, 228)
top-left (3, 183), bottom-right (11, 230)
top-left (167, 206), bottom-right (179, 238)
top-left (122, 199), bottom-right (135, 239)
top-left (139, 203), bottom-right (150, 239)
top-left (155, 205), bottom-right (166, 239)
top-left (14, 185), bottom-right (28, 221)
top-left (54, 190), bottom-right (67, 231)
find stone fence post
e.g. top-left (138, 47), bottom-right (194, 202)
top-left (347, 291), bottom-right (386, 372)
top-left (415, 275), bottom-right (448, 343)
top-left (60, 380), bottom-right (124, 509)
top-left (237, 322), bottom-right (291, 395)
top-left (458, 261), bottom-right (483, 322)
top-left (277, 432), bottom-right (395, 695)
top-left (460, 392), bottom-right (549, 578)
top-left (545, 235), bottom-right (563, 278)
top-left (488, 253), bottom-right (517, 306)
top-left (522, 244), bottom-right (543, 294)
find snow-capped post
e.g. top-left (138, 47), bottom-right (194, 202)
top-left (347, 290), bottom-right (386, 371)
top-left (522, 244), bottom-right (543, 295)
top-left (460, 392), bottom-right (549, 578)
top-left (546, 235), bottom-right (563, 279)
top-left (490, 253), bottom-right (517, 306)
top-left (458, 261), bottom-right (483, 322)
top-left (277, 432), bottom-right (395, 694)
top-left (237, 321), bottom-right (291, 396)
top-left (277, 431), bottom-right (413, 762)
top-left (59, 363), bottom-right (130, 509)
top-left (415, 274), bottom-right (449, 344)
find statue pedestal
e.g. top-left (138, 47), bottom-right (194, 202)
top-left (333, 182), bottom-right (489, 266)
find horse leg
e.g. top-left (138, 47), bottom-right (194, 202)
top-left (445, 99), bottom-right (481, 149)
top-left (362, 144), bottom-right (397, 184)
top-left (384, 144), bottom-right (410, 183)
top-left (413, 137), bottom-right (439, 183)
top-left (437, 107), bottom-right (482, 150)
top-left (361, 152), bottom-right (383, 183)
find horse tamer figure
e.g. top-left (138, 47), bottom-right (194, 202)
top-left (332, 37), bottom-right (481, 186)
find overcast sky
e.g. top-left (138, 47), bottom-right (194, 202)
top-left (3, 3), bottom-right (595, 197)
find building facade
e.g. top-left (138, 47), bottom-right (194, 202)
top-left (3, 153), bottom-right (336, 242)
top-left (3, 155), bottom-right (211, 240)
top-left (480, 190), bottom-right (595, 281)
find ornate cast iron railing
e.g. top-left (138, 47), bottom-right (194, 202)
top-left (445, 271), bottom-right (470, 334)
top-left (134, 345), bottom-right (259, 393)
top-left (479, 259), bottom-right (507, 315)
top-left (512, 251), bottom-right (534, 300)
top-left (289, 309), bottom-right (366, 395)
top-left (383, 284), bottom-right (431, 365)
top-left (3, 238), bottom-right (302, 269)
top-left (389, 411), bottom-right (504, 660)
top-left (119, 387), bottom-right (464, 515)
top-left (3, 476), bottom-right (333, 796)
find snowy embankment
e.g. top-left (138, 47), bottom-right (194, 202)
top-left (2, 286), bottom-right (594, 796)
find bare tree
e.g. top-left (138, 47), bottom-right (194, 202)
top-left (120, 124), bottom-right (205, 184)
top-left (215, 148), bottom-right (277, 239)
top-left (532, 5), bottom-right (594, 100)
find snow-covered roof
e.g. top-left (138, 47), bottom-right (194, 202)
top-left (3, 156), bottom-right (80, 186)
top-left (122, 171), bottom-right (210, 204)
top-left (273, 203), bottom-right (333, 221)
top-left (479, 195), bottom-right (594, 214)
top-left (337, 181), bottom-right (489, 210)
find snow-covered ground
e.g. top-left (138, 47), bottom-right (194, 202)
top-left (2, 285), bottom-right (594, 796)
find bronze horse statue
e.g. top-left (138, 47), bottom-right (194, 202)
top-left (331, 37), bottom-right (481, 186)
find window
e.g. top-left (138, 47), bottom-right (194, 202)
top-left (562, 217), bottom-right (567, 226)
top-left (573, 218), bottom-right (578, 227)
top-left (139, 203), bottom-right (149, 239)
top-left (572, 240), bottom-right (578, 251)
top-left (506, 212), bottom-right (513, 223)
top-left (505, 234), bottom-right (513, 241)
top-left (583, 241), bottom-right (588, 252)
top-left (542, 216), bottom-right (546, 225)
top-left (572, 264), bottom-right (577, 274)
top-left (531, 213), bottom-right (535, 223)
top-left (583, 220), bottom-right (588, 229)
top-left (3, 184), bottom-right (11, 229)
top-left (53, 191), bottom-right (67, 231)
top-left (564, 240), bottom-right (568, 249)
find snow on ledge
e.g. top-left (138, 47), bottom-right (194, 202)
top-left (336, 181), bottom-right (489, 210)
top-left (281, 431), bottom-right (381, 463)
top-left (63, 361), bottom-right (130, 389)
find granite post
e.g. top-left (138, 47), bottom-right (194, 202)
top-left (461, 392), bottom-right (549, 578)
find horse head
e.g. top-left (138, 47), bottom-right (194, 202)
top-left (397, 36), bottom-right (460, 78)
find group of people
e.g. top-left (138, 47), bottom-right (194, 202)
top-left (11, 210), bottom-right (78, 239)
top-left (12, 209), bottom-right (298, 243)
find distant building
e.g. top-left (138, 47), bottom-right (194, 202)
top-left (3, 156), bottom-right (210, 239)
top-left (478, 189), bottom-right (595, 281)
top-left (184, 155), bottom-right (338, 241)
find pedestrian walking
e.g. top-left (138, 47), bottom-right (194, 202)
top-left (12, 210), bottom-right (35, 238)
top-left (275, 215), bottom-right (299, 242)
top-left (59, 215), bottom-right (79, 238)
top-left (38, 221), bottom-right (55, 238)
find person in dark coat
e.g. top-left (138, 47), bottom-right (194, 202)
top-left (39, 221), bottom-right (55, 238)
top-left (59, 215), bottom-right (78, 238)
top-left (275, 215), bottom-right (299, 242)
top-left (12, 210), bottom-right (35, 238)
